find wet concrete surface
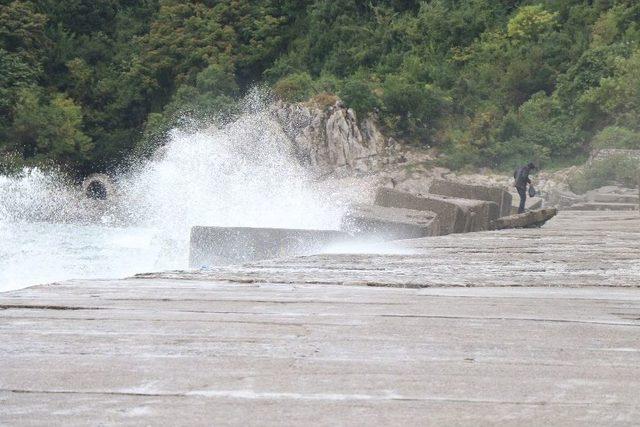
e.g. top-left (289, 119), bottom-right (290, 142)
top-left (1, 211), bottom-right (639, 425)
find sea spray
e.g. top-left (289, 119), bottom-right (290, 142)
top-left (0, 94), bottom-right (348, 291)
top-left (119, 101), bottom-right (343, 237)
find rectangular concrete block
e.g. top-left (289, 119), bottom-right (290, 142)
top-left (341, 204), bottom-right (440, 240)
top-left (189, 227), bottom-right (350, 268)
top-left (430, 179), bottom-right (513, 217)
top-left (591, 193), bottom-right (639, 204)
top-left (564, 202), bottom-right (638, 211)
top-left (491, 208), bottom-right (558, 230)
top-left (375, 187), bottom-right (498, 234)
top-left (510, 196), bottom-right (543, 214)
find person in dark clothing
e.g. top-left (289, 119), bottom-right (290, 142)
top-left (514, 162), bottom-right (536, 214)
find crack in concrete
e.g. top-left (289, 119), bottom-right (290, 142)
top-left (0, 305), bottom-right (101, 311)
top-left (3, 388), bottom-right (631, 407)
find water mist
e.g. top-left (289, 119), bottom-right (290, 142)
top-left (0, 93), bottom-right (346, 291)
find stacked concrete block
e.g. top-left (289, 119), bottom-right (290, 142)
top-left (558, 186), bottom-right (640, 211)
top-left (429, 179), bottom-right (513, 217)
top-left (375, 187), bottom-right (498, 234)
top-left (341, 204), bottom-right (440, 240)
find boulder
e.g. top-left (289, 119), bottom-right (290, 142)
top-left (429, 179), bottom-right (512, 217)
top-left (491, 208), bottom-right (558, 230)
top-left (189, 226), bottom-right (350, 268)
top-left (341, 204), bottom-right (440, 240)
top-left (375, 187), bottom-right (498, 234)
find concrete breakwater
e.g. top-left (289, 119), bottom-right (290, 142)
top-left (2, 211), bottom-right (639, 425)
top-left (191, 181), bottom-right (556, 267)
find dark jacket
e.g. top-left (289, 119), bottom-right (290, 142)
top-left (514, 165), bottom-right (532, 189)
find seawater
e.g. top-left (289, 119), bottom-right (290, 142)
top-left (0, 222), bottom-right (173, 291)
top-left (0, 96), bottom-right (347, 292)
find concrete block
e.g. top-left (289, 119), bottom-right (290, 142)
top-left (510, 196), bottom-right (543, 214)
top-left (591, 193), bottom-right (639, 204)
top-left (189, 226), bottom-right (350, 268)
top-left (341, 204), bottom-right (440, 240)
top-left (375, 187), bottom-right (498, 234)
top-left (491, 208), bottom-right (558, 230)
top-left (564, 202), bottom-right (638, 211)
top-left (429, 179), bottom-right (513, 217)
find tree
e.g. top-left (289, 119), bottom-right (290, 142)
top-left (507, 5), bottom-right (557, 42)
top-left (9, 88), bottom-right (93, 170)
top-left (0, 1), bottom-right (48, 124)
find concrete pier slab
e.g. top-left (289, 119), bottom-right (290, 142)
top-left (1, 211), bottom-right (639, 425)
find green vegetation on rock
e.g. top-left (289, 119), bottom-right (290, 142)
top-left (1, 0), bottom-right (639, 176)
top-left (568, 155), bottom-right (640, 194)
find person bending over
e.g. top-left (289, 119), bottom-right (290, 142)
top-left (514, 162), bottom-right (536, 214)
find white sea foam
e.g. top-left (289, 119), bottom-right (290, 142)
top-left (0, 94), bottom-right (347, 291)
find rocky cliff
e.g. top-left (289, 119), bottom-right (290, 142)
top-left (272, 100), bottom-right (401, 178)
top-left (271, 99), bottom-right (637, 212)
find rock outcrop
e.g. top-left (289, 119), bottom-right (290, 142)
top-left (272, 100), bottom-right (400, 177)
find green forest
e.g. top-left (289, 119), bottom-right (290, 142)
top-left (1, 0), bottom-right (639, 176)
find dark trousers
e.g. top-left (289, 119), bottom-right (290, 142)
top-left (516, 186), bottom-right (526, 214)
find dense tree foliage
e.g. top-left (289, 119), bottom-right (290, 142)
top-left (1, 0), bottom-right (639, 175)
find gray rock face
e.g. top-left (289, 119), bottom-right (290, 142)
top-left (341, 204), bottom-right (440, 240)
top-left (272, 101), bottom-right (398, 176)
top-left (429, 179), bottom-right (513, 217)
top-left (375, 187), bottom-right (498, 235)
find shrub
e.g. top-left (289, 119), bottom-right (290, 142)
top-left (273, 72), bottom-right (315, 103)
top-left (380, 75), bottom-right (446, 141)
top-left (339, 77), bottom-right (380, 115)
top-left (507, 5), bottom-right (557, 42)
top-left (568, 155), bottom-right (639, 194)
top-left (308, 92), bottom-right (339, 109)
top-left (592, 126), bottom-right (640, 149)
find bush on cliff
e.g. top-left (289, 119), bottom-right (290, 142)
top-left (592, 126), bottom-right (640, 150)
top-left (568, 155), bottom-right (639, 194)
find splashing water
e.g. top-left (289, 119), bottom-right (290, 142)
top-left (0, 97), bottom-right (346, 291)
